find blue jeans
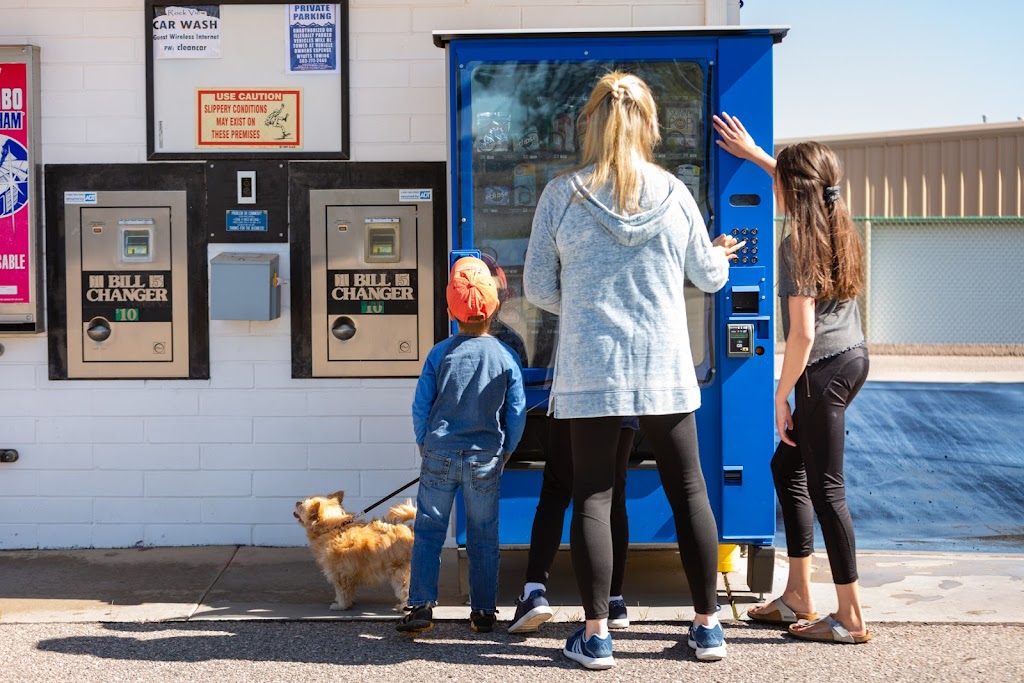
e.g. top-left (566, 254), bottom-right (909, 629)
top-left (407, 448), bottom-right (502, 612)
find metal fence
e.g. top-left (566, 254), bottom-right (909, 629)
top-left (774, 217), bottom-right (1024, 353)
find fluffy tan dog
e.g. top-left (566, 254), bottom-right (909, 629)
top-left (294, 490), bottom-right (416, 611)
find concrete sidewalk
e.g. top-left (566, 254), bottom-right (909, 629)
top-left (1, 545), bottom-right (1021, 626)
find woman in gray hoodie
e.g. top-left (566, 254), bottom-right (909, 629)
top-left (524, 71), bottom-right (744, 670)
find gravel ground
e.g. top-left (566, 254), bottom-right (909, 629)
top-left (1, 621), bottom-right (1022, 683)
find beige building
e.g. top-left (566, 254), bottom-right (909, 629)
top-left (777, 120), bottom-right (1024, 218)
top-left (775, 121), bottom-right (1024, 351)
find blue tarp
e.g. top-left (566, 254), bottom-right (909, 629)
top-left (783, 381), bottom-right (1024, 553)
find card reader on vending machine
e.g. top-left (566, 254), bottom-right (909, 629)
top-left (727, 323), bottom-right (754, 358)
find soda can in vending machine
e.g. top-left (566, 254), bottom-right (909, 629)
top-left (549, 106), bottom-right (576, 153)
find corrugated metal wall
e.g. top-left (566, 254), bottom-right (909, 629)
top-left (776, 121), bottom-right (1024, 218)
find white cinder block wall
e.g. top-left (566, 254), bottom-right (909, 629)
top-left (0, 0), bottom-right (738, 549)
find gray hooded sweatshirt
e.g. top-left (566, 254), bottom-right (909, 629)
top-left (523, 162), bottom-right (730, 418)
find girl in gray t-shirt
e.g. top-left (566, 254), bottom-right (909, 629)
top-left (714, 112), bottom-right (872, 645)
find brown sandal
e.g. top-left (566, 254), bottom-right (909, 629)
top-left (746, 597), bottom-right (818, 625)
top-left (788, 615), bottom-right (872, 644)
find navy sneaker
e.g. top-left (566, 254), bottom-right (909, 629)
top-left (608, 598), bottom-right (629, 629)
top-left (395, 605), bottom-right (434, 635)
top-left (470, 609), bottom-right (497, 633)
top-left (563, 626), bottom-right (615, 670)
top-left (507, 589), bottom-right (553, 634)
top-left (687, 621), bottom-right (727, 661)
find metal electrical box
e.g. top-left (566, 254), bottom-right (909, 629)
top-left (210, 252), bottom-right (281, 320)
top-left (63, 191), bottom-right (190, 378)
top-left (309, 188), bottom-right (434, 377)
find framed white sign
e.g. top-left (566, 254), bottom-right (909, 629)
top-left (145, 1), bottom-right (349, 160)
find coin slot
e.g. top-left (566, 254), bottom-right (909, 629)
top-left (729, 193), bottom-right (761, 206)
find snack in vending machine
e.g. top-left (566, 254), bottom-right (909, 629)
top-left (475, 111), bottom-right (512, 153)
top-left (483, 185), bottom-right (511, 206)
top-left (513, 162), bottom-right (537, 207)
top-left (674, 164), bottom-right (701, 199)
top-left (663, 103), bottom-right (700, 150)
top-left (513, 124), bottom-right (541, 153)
top-left (549, 106), bottom-right (576, 152)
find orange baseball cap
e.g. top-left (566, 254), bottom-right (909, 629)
top-left (446, 256), bottom-right (500, 323)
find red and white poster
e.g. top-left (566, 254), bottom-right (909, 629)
top-left (196, 88), bottom-right (302, 149)
top-left (0, 62), bottom-right (30, 305)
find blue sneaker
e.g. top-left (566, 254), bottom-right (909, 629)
top-left (608, 598), bottom-right (629, 629)
top-left (687, 621), bottom-right (727, 661)
top-left (507, 589), bottom-right (553, 634)
top-left (563, 626), bottom-right (615, 670)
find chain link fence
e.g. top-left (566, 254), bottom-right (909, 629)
top-left (775, 217), bottom-right (1024, 354)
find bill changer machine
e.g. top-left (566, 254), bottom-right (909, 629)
top-left (309, 188), bottom-right (434, 377)
top-left (67, 194), bottom-right (187, 376)
top-left (435, 27), bottom-right (786, 591)
top-left (291, 163), bottom-right (446, 380)
top-left (45, 165), bottom-right (207, 380)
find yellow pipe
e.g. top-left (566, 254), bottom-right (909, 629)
top-left (717, 543), bottom-right (740, 573)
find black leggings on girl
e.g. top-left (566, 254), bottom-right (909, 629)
top-left (569, 413), bottom-right (719, 619)
top-left (525, 418), bottom-right (632, 595)
top-left (772, 345), bottom-right (869, 585)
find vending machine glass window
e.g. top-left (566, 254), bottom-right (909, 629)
top-left (463, 60), bottom-right (713, 381)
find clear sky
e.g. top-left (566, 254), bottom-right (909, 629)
top-left (738, 0), bottom-right (1024, 139)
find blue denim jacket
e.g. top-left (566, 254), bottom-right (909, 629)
top-left (412, 334), bottom-right (526, 455)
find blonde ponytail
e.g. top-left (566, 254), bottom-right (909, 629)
top-left (573, 71), bottom-right (660, 215)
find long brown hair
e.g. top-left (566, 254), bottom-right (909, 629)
top-left (573, 71), bottom-right (661, 214)
top-left (776, 142), bottom-right (864, 301)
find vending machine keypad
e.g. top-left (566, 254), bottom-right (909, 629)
top-left (730, 227), bottom-right (760, 264)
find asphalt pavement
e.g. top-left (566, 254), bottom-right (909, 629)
top-left (3, 621), bottom-right (1023, 683)
top-left (1, 545), bottom-right (1023, 682)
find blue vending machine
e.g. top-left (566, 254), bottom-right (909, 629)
top-left (433, 27), bottom-right (787, 592)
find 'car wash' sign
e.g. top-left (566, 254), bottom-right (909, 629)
top-left (153, 5), bottom-right (221, 60)
top-left (327, 270), bottom-right (417, 315)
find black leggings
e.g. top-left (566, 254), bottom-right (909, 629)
top-left (525, 418), bottom-right (632, 595)
top-left (773, 346), bottom-right (869, 585)
top-left (569, 413), bottom-right (719, 619)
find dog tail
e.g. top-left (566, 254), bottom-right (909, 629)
top-left (384, 499), bottom-right (416, 527)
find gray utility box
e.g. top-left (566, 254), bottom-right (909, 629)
top-left (210, 252), bottom-right (281, 320)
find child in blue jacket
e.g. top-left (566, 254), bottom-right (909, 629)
top-left (397, 256), bottom-right (526, 635)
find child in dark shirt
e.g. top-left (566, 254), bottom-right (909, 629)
top-left (397, 257), bottom-right (527, 635)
